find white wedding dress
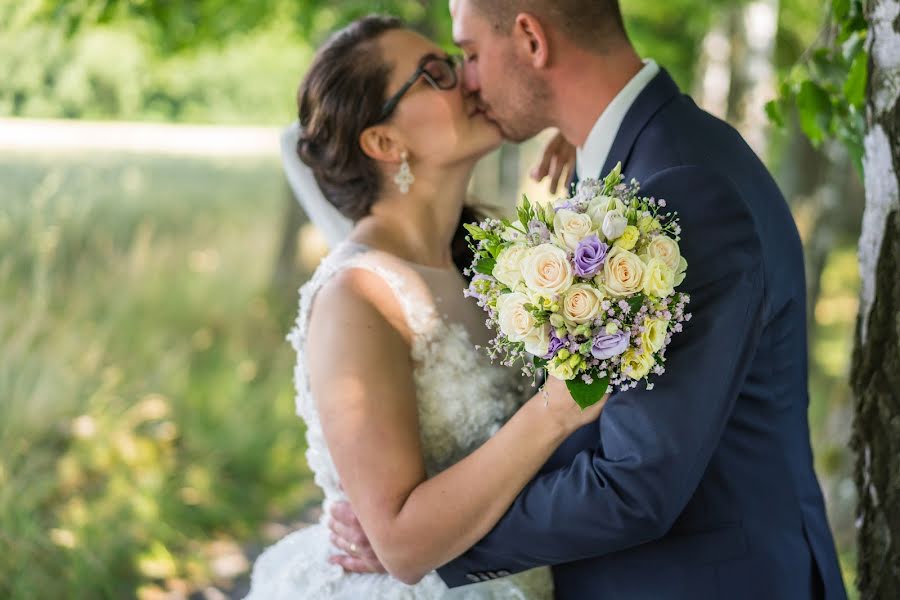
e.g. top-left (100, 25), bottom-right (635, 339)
top-left (245, 241), bottom-right (553, 600)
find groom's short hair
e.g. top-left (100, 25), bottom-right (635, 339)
top-left (471, 0), bottom-right (627, 51)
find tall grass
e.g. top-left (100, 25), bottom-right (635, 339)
top-left (0, 153), bottom-right (318, 598)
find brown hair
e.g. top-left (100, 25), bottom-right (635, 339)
top-left (296, 15), bottom-right (480, 277)
top-left (297, 15), bottom-right (404, 221)
top-left (470, 0), bottom-right (627, 51)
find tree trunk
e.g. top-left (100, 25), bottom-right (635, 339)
top-left (270, 180), bottom-right (306, 295)
top-left (693, 9), bottom-right (733, 119)
top-left (850, 1), bottom-right (900, 597)
top-left (728, 0), bottom-right (780, 158)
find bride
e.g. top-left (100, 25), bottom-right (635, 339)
top-left (245, 15), bottom-right (604, 599)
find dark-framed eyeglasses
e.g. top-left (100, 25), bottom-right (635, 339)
top-left (376, 53), bottom-right (462, 123)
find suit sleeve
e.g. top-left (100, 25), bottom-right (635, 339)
top-left (438, 165), bottom-right (767, 586)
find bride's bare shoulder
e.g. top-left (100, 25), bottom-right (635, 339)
top-left (309, 259), bottom-right (417, 346)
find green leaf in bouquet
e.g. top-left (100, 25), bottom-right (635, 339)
top-left (486, 240), bottom-right (504, 259)
top-left (522, 195), bottom-right (532, 213)
top-left (627, 293), bottom-right (646, 313)
top-left (603, 162), bottom-right (623, 191)
top-left (566, 376), bottom-right (610, 410)
top-left (463, 223), bottom-right (487, 240)
top-left (474, 257), bottom-right (497, 276)
top-left (517, 204), bottom-right (531, 229)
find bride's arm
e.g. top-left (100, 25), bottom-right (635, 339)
top-left (307, 268), bottom-right (602, 585)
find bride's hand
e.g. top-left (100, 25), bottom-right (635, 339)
top-left (538, 375), bottom-right (608, 434)
top-left (531, 130), bottom-right (576, 195)
top-left (328, 501), bottom-right (386, 574)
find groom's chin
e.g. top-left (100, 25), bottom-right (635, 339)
top-left (494, 120), bottom-right (542, 145)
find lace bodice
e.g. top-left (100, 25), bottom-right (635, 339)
top-left (288, 241), bottom-right (528, 506)
top-left (244, 241), bottom-right (553, 599)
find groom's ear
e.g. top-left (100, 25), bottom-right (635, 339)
top-left (513, 13), bottom-right (550, 69)
top-left (359, 126), bottom-right (403, 163)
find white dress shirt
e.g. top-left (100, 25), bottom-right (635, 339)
top-left (575, 60), bottom-right (660, 179)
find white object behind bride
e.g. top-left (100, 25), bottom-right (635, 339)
top-left (245, 15), bottom-right (605, 599)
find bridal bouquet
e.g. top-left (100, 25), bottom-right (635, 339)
top-left (464, 163), bottom-right (691, 409)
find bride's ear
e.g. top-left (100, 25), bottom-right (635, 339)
top-left (359, 126), bottom-right (404, 164)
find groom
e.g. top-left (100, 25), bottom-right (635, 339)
top-left (332, 1), bottom-right (848, 597)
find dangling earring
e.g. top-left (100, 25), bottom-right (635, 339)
top-left (394, 151), bottom-right (414, 194)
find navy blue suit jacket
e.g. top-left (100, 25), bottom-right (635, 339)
top-left (438, 69), bottom-right (847, 599)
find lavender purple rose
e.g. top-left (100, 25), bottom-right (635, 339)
top-left (591, 330), bottom-right (631, 360)
top-left (573, 235), bottom-right (609, 278)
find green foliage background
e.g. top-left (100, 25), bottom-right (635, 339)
top-left (0, 0), bottom-right (862, 597)
top-left (1, 0), bottom-right (745, 125)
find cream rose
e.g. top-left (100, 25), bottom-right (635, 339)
top-left (643, 235), bottom-right (682, 272)
top-left (522, 244), bottom-right (574, 296)
top-left (496, 292), bottom-right (551, 356)
top-left (642, 257), bottom-right (676, 298)
top-left (603, 247), bottom-right (646, 297)
top-left (622, 348), bottom-right (655, 380)
top-left (641, 317), bottom-right (669, 353)
top-left (561, 283), bottom-right (604, 325)
top-left (553, 209), bottom-right (595, 251)
top-left (492, 244), bottom-right (529, 288)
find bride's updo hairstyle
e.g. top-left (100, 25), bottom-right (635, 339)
top-left (296, 15), bottom-right (404, 221)
top-left (296, 15), bottom-right (479, 276)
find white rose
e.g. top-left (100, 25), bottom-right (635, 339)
top-left (553, 209), bottom-right (595, 251)
top-left (642, 257), bottom-right (676, 298)
top-left (496, 292), bottom-right (551, 356)
top-left (643, 235), bottom-right (682, 272)
top-left (522, 323), bottom-right (551, 357)
top-left (561, 284), bottom-right (604, 325)
top-left (522, 244), bottom-right (574, 297)
top-left (603, 247), bottom-right (646, 297)
top-left (492, 244), bottom-right (529, 288)
top-left (587, 196), bottom-right (625, 229)
top-left (602, 211), bottom-right (628, 241)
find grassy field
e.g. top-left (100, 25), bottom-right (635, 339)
top-left (0, 152), bottom-right (319, 598)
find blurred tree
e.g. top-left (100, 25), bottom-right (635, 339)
top-left (30, 0), bottom-right (453, 51)
top-left (849, 0), bottom-right (900, 597)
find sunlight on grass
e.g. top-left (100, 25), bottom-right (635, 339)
top-left (0, 152), bottom-right (319, 598)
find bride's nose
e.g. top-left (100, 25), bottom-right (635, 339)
top-left (460, 59), bottom-right (480, 95)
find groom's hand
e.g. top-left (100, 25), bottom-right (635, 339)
top-left (327, 501), bottom-right (387, 574)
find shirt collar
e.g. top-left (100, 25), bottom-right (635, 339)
top-left (576, 59), bottom-right (660, 180)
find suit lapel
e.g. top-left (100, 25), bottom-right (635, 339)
top-left (568, 69), bottom-right (681, 196)
top-left (598, 69), bottom-right (681, 178)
